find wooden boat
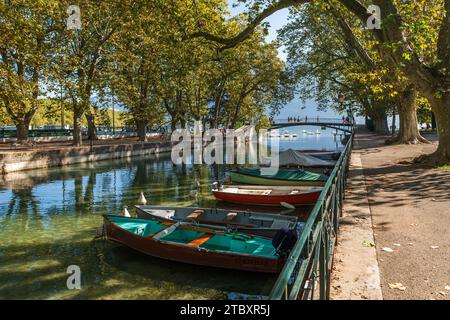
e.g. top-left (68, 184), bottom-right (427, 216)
top-left (229, 167), bottom-right (327, 186)
top-left (212, 185), bottom-right (322, 207)
top-left (135, 205), bottom-right (299, 238)
top-left (103, 215), bottom-right (285, 273)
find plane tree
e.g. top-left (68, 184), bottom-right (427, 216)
top-left (279, 2), bottom-right (428, 142)
top-left (0, 0), bottom-right (59, 143)
top-left (194, 0), bottom-right (450, 163)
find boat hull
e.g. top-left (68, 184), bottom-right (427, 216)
top-left (230, 171), bottom-right (326, 187)
top-left (212, 189), bottom-right (321, 206)
top-left (103, 216), bottom-right (283, 273)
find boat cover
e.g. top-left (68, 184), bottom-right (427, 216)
top-left (237, 167), bottom-right (327, 182)
top-left (261, 149), bottom-right (335, 167)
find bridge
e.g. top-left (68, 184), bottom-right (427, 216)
top-left (270, 118), bottom-right (354, 134)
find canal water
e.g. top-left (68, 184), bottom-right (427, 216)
top-left (0, 128), bottom-right (344, 299)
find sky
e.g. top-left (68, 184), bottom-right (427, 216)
top-left (227, 1), bottom-right (347, 121)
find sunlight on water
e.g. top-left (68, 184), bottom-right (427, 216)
top-left (0, 131), bottom-right (344, 299)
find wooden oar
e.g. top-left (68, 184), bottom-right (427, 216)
top-left (280, 202), bottom-right (295, 210)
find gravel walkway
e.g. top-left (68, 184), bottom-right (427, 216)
top-left (349, 129), bottom-right (449, 300)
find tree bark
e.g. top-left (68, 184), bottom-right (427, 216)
top-left (16, 122), bottom-right (30, 143)
top-left (391, 110), bottom-right (396, 135)
top-left (366, 100), bottom-right (389, 135)
top-left (136, 120), bottom-right (147, 142)
top-left (85, 113), bottom-right (98, 141)
top-left (395, 86), bottom-right (428, 144)
top-left (372, 116), bottom-right (389, 134)
top-left (431, 92), bottom-right (450, 163)
top-left (431, 112), bottom-right (437, 131)
top-left (73, 108), bottom-right (83, 146)
top-left (171, 117), bottom-right (177, 132)
top-left (212, 81), bottom-right (226, 129)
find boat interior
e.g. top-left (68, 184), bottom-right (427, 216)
top-left (136, 206), bottom-right (298, 228)
top-left (108, 216), bottom-right (277, 258)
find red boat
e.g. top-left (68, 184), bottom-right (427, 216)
top-left (212, 185), bottom-right (322, 207)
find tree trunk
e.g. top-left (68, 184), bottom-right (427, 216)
top-left (73, 108), bottom-right (83, 146)
top-left (86, 113), bottom-right (98, 141)
top-left (136, 120), bottom-right (147, 142)
top-left (431, 112), bottom-right (437, 131)
top-left (16, 121), bottom-right (30, 143)
top-left (431, 92), bottom-right (450, 163)
top-left (391, 110), bottom-right (396, 135)
top-left (229, 99), bottom-right (244, 129)
top-left (179, 116), bottom-right (186, 129)
top-left (395, 86), bottom-right (428, 144)
top-left (212, 82), bottom-right (225, 129)
top-left (372, 116), bottom-right (389, 134)
top-left (171, 117), bottom-right (177, 132)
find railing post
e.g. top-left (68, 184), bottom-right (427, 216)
top-left (319, 231), bottom-right (327, 299)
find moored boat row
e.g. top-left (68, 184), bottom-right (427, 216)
top-left (99, 148), bottom-right (338, 274)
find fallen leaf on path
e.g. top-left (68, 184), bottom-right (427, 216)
top-left (410, 223), bottom-right (418, 226)
top-left (389, 283), bottom-right (406, 291)
top-left (439, 291), bottom-right (447, 296)
top-left (382, 247), bottom-right (394, 252)
top-left (430, 246), bottom-right (439, 249)
top-left (445, 286), bottom-right (450, 291)
top-left (393, 243), bottom-right (401, 247)
top-left (408, 243), bottom-right (414, 246)
top-left (362, 240), bottom-right (375, 247)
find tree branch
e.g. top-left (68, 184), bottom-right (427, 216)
top-left (327, 2), bottom-right (376, 69)
top-left (191, 0), bottom-right (309, 51)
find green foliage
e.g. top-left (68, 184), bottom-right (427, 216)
top-left (416, 97), bottom-right (432, 124)
top-left (1, 0), bottom-right (290, 139)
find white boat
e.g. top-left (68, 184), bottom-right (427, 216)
top-left (281, 130), bottom-right (297, 139)
top-left (267, 131), bottom-right (281, 138)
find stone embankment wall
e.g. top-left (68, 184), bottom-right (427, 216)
top-left (0, 141), bottom-right (171, 174)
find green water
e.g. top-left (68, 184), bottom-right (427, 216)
top-left (0, 153), bottom-right (314, 300)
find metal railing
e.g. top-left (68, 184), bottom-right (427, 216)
top-left (0, 128), bottom-right (163, 139)
top-left (269, 130), bottom-right (354, 300)
top-left (271, 118), bottom-right (354, 125)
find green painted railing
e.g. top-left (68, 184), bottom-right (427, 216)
top-left (269, 130), bottom-right (354, 300)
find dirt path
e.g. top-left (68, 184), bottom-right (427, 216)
top-left (354, 129), bottom-right (450, 300)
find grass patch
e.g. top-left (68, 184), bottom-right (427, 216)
top-left (437, 164), bottom-right (450, 171)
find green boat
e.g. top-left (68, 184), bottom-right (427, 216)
top-left (229, 167), bottom-right (328, 186)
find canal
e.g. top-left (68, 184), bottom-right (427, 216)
top-left (0, 127), bottom-right (345, 299)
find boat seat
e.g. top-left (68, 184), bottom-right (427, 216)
top-left (187, 235), bottom-right (211, 246)
top-left (145, 209), bottom-right (175, 219)
top-left (225, 212), bottom-right (238, 221)
top-left (249, 215), bottom-right (274, 222)
top-left (187, 209), bottom-right (204, 220)
top-left (270, 220), bottom-right (292, 229)
top-left (153, 222), bottom-right (181, 240)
